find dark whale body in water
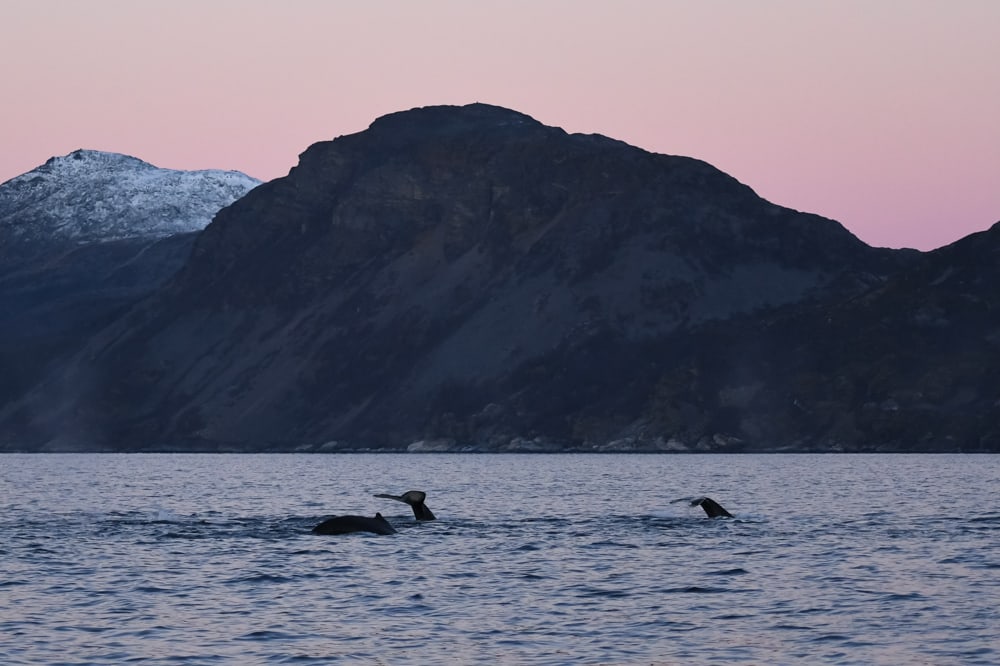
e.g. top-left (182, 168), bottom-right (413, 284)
top-left (671, 496), bottom-right (734, 518)
top-left (374, 490), bottom-right (436, 521)
top-left (312, 512), bottom-right (396, 535)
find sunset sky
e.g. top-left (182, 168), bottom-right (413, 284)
top-left (2, 1), bottom-right (998, 250)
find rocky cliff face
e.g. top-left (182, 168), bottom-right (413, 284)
top-left (6, 104), bottom-right (954, 452)
top-left (0, 151), bottom-right (260, 413)
top-left (6, 105), bottom-right (995, 453)
top-left (623, 221), bottom-right (1000, 453)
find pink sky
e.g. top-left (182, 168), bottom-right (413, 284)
top-left (2, 1), bottom-right (998, 251)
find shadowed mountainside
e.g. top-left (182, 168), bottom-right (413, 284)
top-left (0, 151), bottom-right (260, 412)
top-left (3, 104), bottom-right (996, 452)
top-left (627, 222), bottom-right (1000, 452)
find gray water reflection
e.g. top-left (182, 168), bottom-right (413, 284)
top-left (1, 453), bottom-right (997, 664)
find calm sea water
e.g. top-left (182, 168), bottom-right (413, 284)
top-left (1, 453), bottom-right (997, 665)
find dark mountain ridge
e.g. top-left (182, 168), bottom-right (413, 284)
top-left (2, 104), bottom-right (995, 452)
top-left (615, 222), bottom-right (999, 452)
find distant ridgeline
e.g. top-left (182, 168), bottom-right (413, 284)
top-left (1, 105), bottom-right (998, 453)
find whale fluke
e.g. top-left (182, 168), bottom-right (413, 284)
top-left (312, 512), bottom-right (396, 535)
top-left (374, 490), bottom-right (436, 521)
top-left (670, 496), bottom-right (733, 518)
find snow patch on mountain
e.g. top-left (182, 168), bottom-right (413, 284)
top-left (0, 149), bottom-right (261, 244)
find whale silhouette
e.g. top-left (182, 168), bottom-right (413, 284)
top-left (374, 490), bottom-right (436, 521)
top-left (671, 496), bottom-right (734, 518)
top-left (312, 512), bottom-right (396, 535)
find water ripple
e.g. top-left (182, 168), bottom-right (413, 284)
top-left (1, 452), bottom-right (998, 664)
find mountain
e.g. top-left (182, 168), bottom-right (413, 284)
top-left (0, 151), bottom-right (260, 411)
top-left (1, 149), bottom-right (259, 246)
top-left (621, 221), bottom-right (1000, 453)
top-left (12, 103), bottom-right (979, 453)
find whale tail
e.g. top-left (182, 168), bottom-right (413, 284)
top-left (374, 490), bottom-right (437, 521)
top-left (670, 496), bottom-right (733, 518)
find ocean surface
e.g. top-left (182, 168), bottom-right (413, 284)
top-left (1, 453), bottom-right (997, 665)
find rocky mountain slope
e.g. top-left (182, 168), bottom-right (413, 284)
top-left (10, 104), bottom-right (983, 453)
top-left (624, 222), bottom-right (1000, 452)
top-left (0, 151), bottom-right (260, 410)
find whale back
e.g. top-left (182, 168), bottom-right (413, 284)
top-left (312, 512), bottom-right (396, 535)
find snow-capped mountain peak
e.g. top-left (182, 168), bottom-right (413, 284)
top-left (0, 149), bottom-right (262, 245)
